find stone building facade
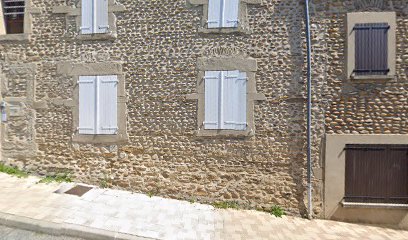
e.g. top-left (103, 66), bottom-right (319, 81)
top-left (0, 0), bottom-right (407, 227)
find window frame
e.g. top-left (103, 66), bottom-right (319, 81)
top-left (57, 62), bottom-right (128, 144)
top-left (0, 0), bottom-right (40, 42)
top-left (188, 0), bottom-right (261, 34)
top-left (52, 0), bottom-right (125, 41)
top-left (1, 0), bottom-right (25, 34)
top-left (347, 12), bottom-right (396, 81)
top-left (187, 56), bottom-right (265, 137)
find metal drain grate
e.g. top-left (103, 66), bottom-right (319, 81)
top-left (64, 185), bottom-right (93, 197)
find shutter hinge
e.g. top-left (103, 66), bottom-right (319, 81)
top-left (77, 127), bottom-right (94, 130)
top-left (77, 80), bottom-right (95, 84)
top-left (80, 26), bottom-right (91, 30)
top-left (98, 25), bottom-right (110, 29)
top-left (101, 127), bottom-right (118, 130)
top-left (203, 121), bottom-right (218, 125)
top-left (101, 80), bottom-right (119, 83)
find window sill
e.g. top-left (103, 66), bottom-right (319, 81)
top-left (0, 33), bottom-right (29, 42)
top-left (350, 75), bottom-right (395, 81)
top-left (72, 134), bottom-right (128, 144)
top-left (76, 33), bottom-right (116, 41)
top-left (196, 129), bottom-right (254, 138)
top-left (341, 201), bottom-right (408, 209)
top-left (198, 26), bottom-right (251, 35)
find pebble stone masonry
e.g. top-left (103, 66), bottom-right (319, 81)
top-left (0, 0), bottom-right (407, 219)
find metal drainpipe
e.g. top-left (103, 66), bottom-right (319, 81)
top-left (304, 0), bottom-right (313, 219)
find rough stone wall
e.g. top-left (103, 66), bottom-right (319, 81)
top-left (1, 0), bottom-right (406, 217)
top-left (310, 0), bottom-right (408, 135)
top-left (308, 0), bottom-right (408, 215)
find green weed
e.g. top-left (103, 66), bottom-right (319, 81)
top-left (0, 163), bottom-right (28, 178)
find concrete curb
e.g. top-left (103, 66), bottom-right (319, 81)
top-left (0, 212), bottom-right (155, 240)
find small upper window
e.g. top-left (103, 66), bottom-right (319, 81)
top-left (204, 70), bottom-right (247, 130)
top-left (81, 0), bottom-right (109, 34)
top-left (347, 12), bottom-right (396, 80)
top-left (354, 23), bottom-right (390, 76)
top-left (208, 0), bottom-right (239, 29)
top-left (78, 75), bottom-right (118, 135)
top-left (1, 0), bottom-right (25, 34)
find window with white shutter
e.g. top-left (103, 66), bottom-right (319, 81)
top-left (207, 0), bottom-right (239, 28)
top-left (204, 71), bottom-right (247, 130)
top-left (98, 75), bottom-right (118, 134)
top-left (78, 75), bottom-right (118, 135)
top-left (223, 0), bottom-right (239, 28)
top-left (78, 76), bottom-right (97, 134)
top-left (81, 0), bottom-right (109, 34)
top-left (204, 71), bottom-right (221, 129)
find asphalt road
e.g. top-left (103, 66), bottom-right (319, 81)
top-left (0, 225), bottom-right (84, 240)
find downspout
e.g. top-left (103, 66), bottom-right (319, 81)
top-left (304, 0), bottom-right (313, 219)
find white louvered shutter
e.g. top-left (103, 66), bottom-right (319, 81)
top-left (81, 0), bottom-right (93, 34)
top-left (208, 0), bottom-right (222, 28)
top-left (235, 71), bottom-right (247, 130)
top-left (222, 71), bottom-right (238, 130)
top-left (222, 71), bottom-right (247, 130)
top-left (204, 71), bottom-right (221, 129)
top-left (78, 76), bottom-right (96, 134)
top-left (95, 0), bottom-right (109, 34)
top-left (224, 0), bottom-right (239, 28)
top-left (97, 75), bottom-right (118, 135)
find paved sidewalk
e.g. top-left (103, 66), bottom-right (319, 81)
top-left (0, 173), bottom-right (407, 240)
top-left (0, 224), bottom-right (84, 240)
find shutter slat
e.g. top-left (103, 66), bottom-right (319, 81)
top-left (95, 0), bottom-right (109, 34)
top-left (79, 76), bottom-right (96, 134)
top-left (223, 0), bottom-right (239, 28)
top-left (204, 71), bottom-right (221, 129)
top-left (98, 75), bottom-right (118, 135)
top-left (208, 0), bottom-right (222, 28)
top-left (81, 0), bottom-right (93, 34)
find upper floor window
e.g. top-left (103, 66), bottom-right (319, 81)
top-left (1, 0), bottom-right (25, 34)
top-left (347, 12), bottom-right (396, 80)
top-left (81, 0), bottom-right (109, 34)
top-left (188, 0), bottom-right (261, 34)
top-left (208, 0), bottom-right (239, 29)
top-left (353, 23), bottom-right (389, 76)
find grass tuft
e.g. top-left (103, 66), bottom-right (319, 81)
top-left (212, 201), bottom-right (239, 209)
top-left (268, 205), bottom-right (286, 218)
top-left (38, 173), bottom-right (72, 184)
top-left (0, 163), bottom-right (28, 178)
top-left (147, 191), bottom-right (154, 198)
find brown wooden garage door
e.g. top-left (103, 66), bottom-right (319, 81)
top-left (344, 144), bottom-right (408, 204)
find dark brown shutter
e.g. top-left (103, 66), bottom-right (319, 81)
top-left (345, 144), bottom-right (408, 204)
top-left (354, 23), bottom-right (390, 76)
